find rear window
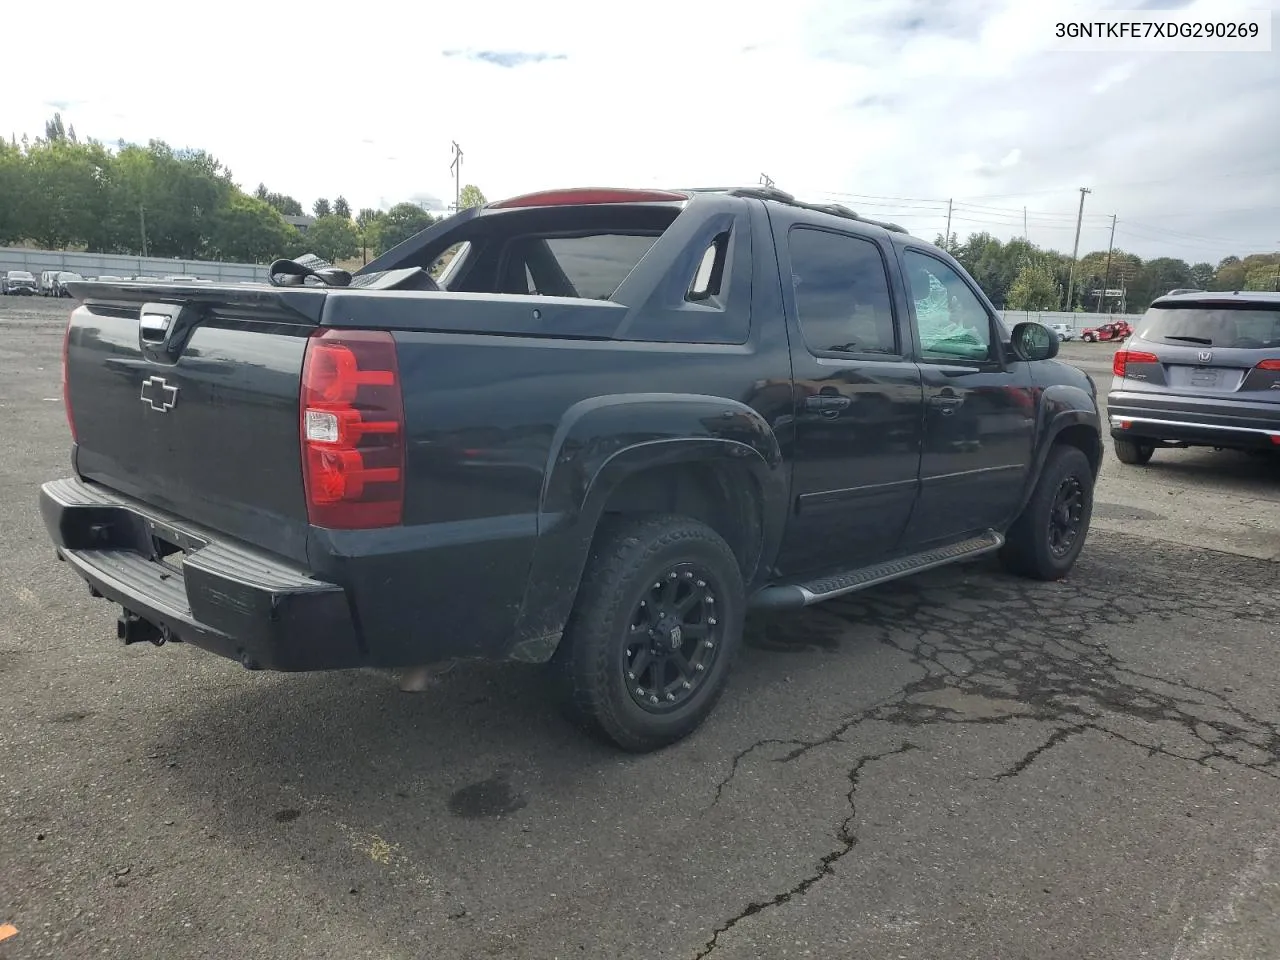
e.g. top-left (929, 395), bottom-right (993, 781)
top-left (1138, 306), bottom-right (1280, 348)
top-left (539, 234), bottom-right (659, 300)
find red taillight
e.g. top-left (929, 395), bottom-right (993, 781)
top-left (1113, 349), bottom-right (1160, 377)
top-left (300, 329), bottom-right (404, 529)
top-left (488, 187), bottom-right (689, 209)
top-left (62, 314), bottom-right (77, 441)
top-left (1257, 359), bottom-right (1280, 371)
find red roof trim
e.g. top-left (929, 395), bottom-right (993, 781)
top-left (488, 188), bottom-right (690, 209)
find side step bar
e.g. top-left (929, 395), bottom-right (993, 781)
top-left (749, 530), bottom-right (1004, 610)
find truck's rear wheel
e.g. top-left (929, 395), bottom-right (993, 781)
top-left (1114, 438), bottom-right (1154, 465)
top-left (999, 445), bottom-right (1094, 581)
top-left (551, 514), bottom-right (745, 752)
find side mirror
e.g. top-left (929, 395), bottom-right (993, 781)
top-left (1010, 321), bottom-right (1059, 362)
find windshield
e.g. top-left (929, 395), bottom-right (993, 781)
top-left (1137, 306), bottom-right (1280, 348)
top-left (8, 271), bottom-right (34, 280)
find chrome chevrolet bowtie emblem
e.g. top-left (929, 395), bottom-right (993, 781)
top-left (140, 376), bottom-right (178, 412)
top-left (1198, 350), bottom-right (1213, 364)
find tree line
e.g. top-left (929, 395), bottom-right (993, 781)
top-left (937, 230), bottom-right (1280, 314)
top-left (0, 114), bottom-right (487, 265)
top-left (4, 115), bottom-right (1276, 306)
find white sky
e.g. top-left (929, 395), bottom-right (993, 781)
top-left (7, 0), bottom-right (1279, 263)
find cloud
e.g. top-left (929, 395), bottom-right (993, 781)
top-left (5, 0), bottom-right (1277, 263)
top-left (442, 49), bottom-right (567, 67)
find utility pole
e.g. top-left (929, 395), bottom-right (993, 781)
top-left (1064, 186), bottom-right (1091, 311)
top-left (944, 198), bottom-right (953, 251)
top-left (1098, 213), bottom-right (1117, 313)
top-left (139, 204), bottom-right (148, 258)
top-left (449, 141), bottom-right (463, 213)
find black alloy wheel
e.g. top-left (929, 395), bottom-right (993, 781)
top-left (623, 563), bottom-right (724, 714)
top-left (1047, 475), bottom-right (1085, 558)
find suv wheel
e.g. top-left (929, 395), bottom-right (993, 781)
top-left (1114, 438), bottom-right (1155, 465)
top-left (551, 514), bottom-right (745, 752)
top-left (999, 445), bottom-right (1094, 581)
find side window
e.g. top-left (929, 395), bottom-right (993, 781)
top-left (902, 250), bottom-right (994, 363)
top-left (789, 227), bottom-right (898, 356)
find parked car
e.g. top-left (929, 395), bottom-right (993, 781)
top-left (1081, 320), bottom-right (1132, 343)
top-left (1108, 290), bottom-right (1280, 464)
top-left (53, 272), bottom-right (84, 298)
top-left (1048, 322), bottom-right (1075, 342)
top-left (1, 270), bottom-right (38, 295)
top-left (42, 185), bottom-right (1102, 752)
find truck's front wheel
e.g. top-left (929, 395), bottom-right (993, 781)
top-left (551, 514), bottom-right (745, 752)
top-left (999, 445), bottom-right (1095, 581)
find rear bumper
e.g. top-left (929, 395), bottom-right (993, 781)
top-left (40, 477), bottom-right (362, 671)
top-left (1107, 392), bottom-right (1280, 450)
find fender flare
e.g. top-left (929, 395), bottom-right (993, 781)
top-left (505, 394), bottom-right (787, 662)
top-left (1017, 385), bottom-right (1102, 512)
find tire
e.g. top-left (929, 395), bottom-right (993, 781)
top-left (550, 514), bottom-right (746, 753)
top-left (1082, 333), bottom-right (1095, 342)
top-left (999, 445), bottom-right (1094, 581)
top-left (1114, 438), bottom-right (1154, 465)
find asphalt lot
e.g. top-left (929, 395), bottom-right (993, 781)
top-left (2, 296), bottom-right (1279, 960)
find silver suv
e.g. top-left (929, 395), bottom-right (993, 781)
top-left (1107, 291), bottom-right (1280, 463)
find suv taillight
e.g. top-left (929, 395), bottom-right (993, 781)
top-left (1113, 349), bottom-right (1159, 377)
top-left (299, 329), bottom-right (405, 529)
top-left (62, 314), bottom-right (77, 441)
top-left (1256, 359), bottom-right (1280, 371)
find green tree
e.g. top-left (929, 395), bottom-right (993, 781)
top-left (44, 112), bottom-right (67, 142)
top-left (458, 184), bottom-right (487, 210)
top-left (1189, 262), bottom-right (1214, 289)
top-left (0, 139), bottom-right (23, 244)
top-left (1242, 256), bottom-right (1280, 291)
top-left (1006, 262), bottom-right (1060, 311)
top-left (20, 138), bottom-right (109, 249)
top-left (207, 194), bottom-right (300, 263)
top-left (355, 207), bottom-right (385, 263)
top-left (375, 202), bottom-right (436, 255)
top-left (305, 214), bottom-right (360, 262)
top-left (1214, 256), bottom-right (1247, 291)
top-left (333, 195), bottom-right (351, 219)
top-left (256, 183), bottom-right (304, 216)
top-left (312, 197), bottom-right (331, 218)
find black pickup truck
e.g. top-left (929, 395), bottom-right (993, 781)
top-left (42, 186), bottom-right (1102, 752)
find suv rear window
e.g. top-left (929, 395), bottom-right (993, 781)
top-left (1138, 306), bottom-right (1280, 348)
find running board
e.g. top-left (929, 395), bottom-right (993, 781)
top-left (749, 530), bottom-right (1004, 610)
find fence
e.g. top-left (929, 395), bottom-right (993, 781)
top-left (1000, 310), bottom-right (1140, 333)
top-left (0, 247), bottom-right (270, 283)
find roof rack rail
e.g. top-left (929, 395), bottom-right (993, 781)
top-left (698, 185), bottom-right (908, 235)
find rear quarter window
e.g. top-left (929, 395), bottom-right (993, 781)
top-left (540, 234), bottom-right (659, 300)
top-left (1139, 307), bottom-right (1280, 348)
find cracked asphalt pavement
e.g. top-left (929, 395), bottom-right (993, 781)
top-left (3, 299), bottom-right (1280, 959)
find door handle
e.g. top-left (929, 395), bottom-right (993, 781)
top-left (804, 395), bottom-right (851, 412)
top-left (929, 395), bottom-right (964, 415)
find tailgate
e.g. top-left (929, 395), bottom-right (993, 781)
top-left (64, 284), bottom-right (329, 563)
